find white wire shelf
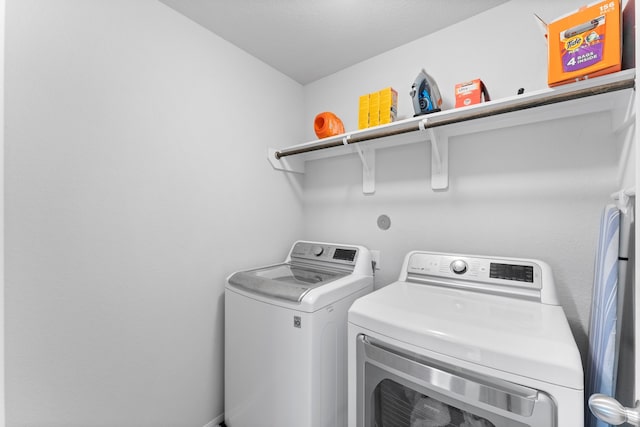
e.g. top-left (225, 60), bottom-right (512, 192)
top-left (269, 69), bottom-right (636, 193)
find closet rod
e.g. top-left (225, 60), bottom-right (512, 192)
top-left (275, 77), bottom-right (635, 160)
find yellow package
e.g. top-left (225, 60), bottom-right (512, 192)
top-left (358, 94), bottom-right (370, 130)
top-left (379, 87), bottom-right (398, 125)
top-left (369, 91), bottom-right (380, 127)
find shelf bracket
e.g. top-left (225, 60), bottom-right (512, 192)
top-left (268, 148), bottom-right (305, 173)
top-left (613, 88), bottom-right (636, 134)
top-left (344, 136), bottom-right (375, 194)
top-left (419, 119), bottom-right (449, 190)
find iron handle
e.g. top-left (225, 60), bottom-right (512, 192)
top-left (589, 394), bottom-right (640, 426)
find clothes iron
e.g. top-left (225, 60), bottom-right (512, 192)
top-left (410, 69), bottom-right (443, 116)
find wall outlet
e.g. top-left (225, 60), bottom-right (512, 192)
top-left (371, 250), bottom-right (381, 270)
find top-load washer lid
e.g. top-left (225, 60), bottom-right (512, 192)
top-left (227, 241), bottom-right (372, 305)
top-left (228, 263), bottom-right (349, 302)
top-left (348, 251), bottom-right (584, 390)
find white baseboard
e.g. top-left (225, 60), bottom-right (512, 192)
top-left (202, 413), bottom-right (224, 427)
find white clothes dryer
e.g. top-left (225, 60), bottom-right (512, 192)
top-left (348, 251), bottom-right (584, 427)
top-left (225, 241), bottom-right (373, 427)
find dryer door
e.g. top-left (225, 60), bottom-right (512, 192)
top-left (356, 336), bottom-right (557, 427)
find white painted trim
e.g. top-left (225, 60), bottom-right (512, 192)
top-left (0, 0), bottom-right (6, 424)
top-left (635, 0), bottom-right (640, 404)
top-left (202, 414), bottom-right (224, 427)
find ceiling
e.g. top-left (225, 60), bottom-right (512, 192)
top-left (159, 0), bottom-right (509, 85)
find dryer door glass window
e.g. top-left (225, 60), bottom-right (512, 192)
top-left (374, 378), bottom-right (495, 426)
top-left (356, 336), bottom-right (556, 427)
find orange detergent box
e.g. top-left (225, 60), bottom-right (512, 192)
top-left (547, 0), bottom-right (622, 87)
top-left (454, 79), bottom-right (490, 108)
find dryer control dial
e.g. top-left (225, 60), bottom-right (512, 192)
top-left (311, 246), bottom-right (324, 256)
top-left (451, 259), bottom-right (468, 274)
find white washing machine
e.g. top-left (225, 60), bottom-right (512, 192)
top-left (225, 241), bottom-right (373, 427)
top-left (348, 251), bottom-right (584, 427)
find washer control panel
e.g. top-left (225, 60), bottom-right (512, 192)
top-left (290, 241), bottom-right (358, 266)
top-left (405, 251), bottom-right (549, 301)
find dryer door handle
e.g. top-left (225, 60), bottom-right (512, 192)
top-left (589, 394), bottom-right (640, 426)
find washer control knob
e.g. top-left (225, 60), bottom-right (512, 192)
top-left (311, 246), bottom-right (324, 256)
top-left (451, 259), bottom-right (468, 274)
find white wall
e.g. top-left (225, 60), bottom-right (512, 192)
top-left (5, 1), bottom-right (304, 426)
top-left (300, 0), bottom-right (629, 362)
top-left (3, 0), bottom-right (634, 425)
top-left (0, 0), bottom-right (5, 425)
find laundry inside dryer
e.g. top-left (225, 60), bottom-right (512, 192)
top-left (376, 379), bottom-right (495, 427)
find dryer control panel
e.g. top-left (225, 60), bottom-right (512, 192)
top-left (404, 251), bottom-right (558, 305)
